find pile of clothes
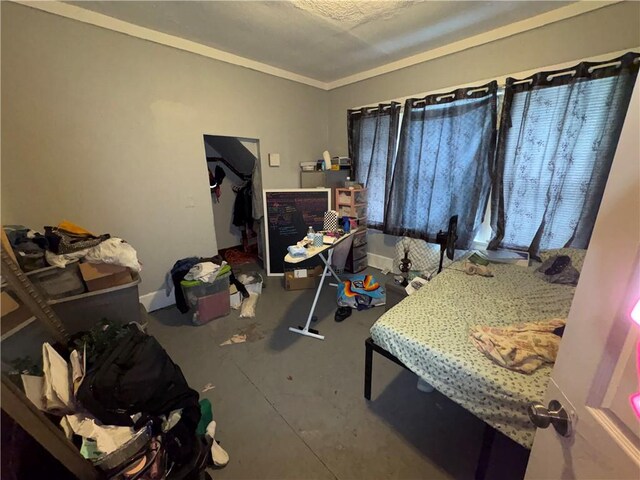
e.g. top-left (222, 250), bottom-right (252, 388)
top-left (4, 221), bottom-right (141, 273)
top-left (19, 321), bottom-right (228, 477)
top-left (470, 318), bottom-right (566, 374)
top-left (168, 256), bottom-right (249, 314)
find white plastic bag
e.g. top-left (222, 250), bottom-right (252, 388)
top-left (239, 292), bottom-right (259, 318)
top-left (42, 343), bottom-right (75, 414)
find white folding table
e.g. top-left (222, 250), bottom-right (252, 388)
top-left (284, 232), bottom-right (353, 340)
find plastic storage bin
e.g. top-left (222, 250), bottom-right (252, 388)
top-left (181, 272), bottom-right (231, 325)
top-left (352, 230), bottom-right (367, 248)
top-left (238, 272), bottom-right (263, 296)
top-left (49, 273), bottom-right (141, 335)
top-left (27, 261), bottom-right (86, 300)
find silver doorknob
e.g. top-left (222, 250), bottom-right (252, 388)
top-left (527, 399), bottom-right (572, 437)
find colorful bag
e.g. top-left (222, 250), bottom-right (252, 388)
top-left (337, 274), bottom-right (386, 310)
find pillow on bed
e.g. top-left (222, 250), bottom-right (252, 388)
top-left (538, 248), bottom-right (587, 273)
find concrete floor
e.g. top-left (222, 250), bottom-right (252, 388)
top-left (148, 268), bottom-right (529, 480)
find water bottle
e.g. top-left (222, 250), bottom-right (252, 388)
top-left (307, 226), bottom-right (315, 241)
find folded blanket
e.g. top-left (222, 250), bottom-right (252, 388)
top-left (469, 318), bottom-right (565, 374)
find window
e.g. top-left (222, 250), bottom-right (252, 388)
top-left (348, 103), bottom-right (401, 229)
top-left (383, 82), bottom-right (498, 248)
top-left (490, 53), bottom-right (639, 253)
top-left (347, 52), bottom-right (639, 253)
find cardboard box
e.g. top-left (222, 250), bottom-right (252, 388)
top-left (79, 262), bottom-right (133, 292)
top-left (284, 266), bottom-right (323, 290)
top-left (1, 291), bottom-right (19, 317)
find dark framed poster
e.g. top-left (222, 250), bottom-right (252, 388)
top-left (263, 188), bottom-right (330, 275)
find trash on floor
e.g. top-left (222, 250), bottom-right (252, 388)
top-left (239, 292), bottom-right (259, 318)
top-left (201, 383), bottom-right (216, 393)
top-left (13, 321), bottom-right (228, 476)
top-left (220, 334), bottom-right (247, 346)
top-left (196, 399), bottom-right (214, 436)
top-left (229, 284), bottom-right (242, 310)
top-left (239, 322), bottom-right (264, 342)
top-left (206, 420), bottom-right (229, 467)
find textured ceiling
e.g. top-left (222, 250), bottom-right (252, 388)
top-left (67, 1), bottom-right (574, 83)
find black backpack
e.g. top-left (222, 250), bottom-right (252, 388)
top-left (77, 325), bottom-right (200, 431)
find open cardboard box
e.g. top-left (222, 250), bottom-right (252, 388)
top-left (79, 262), bottom-right (132, 292)
top-left (284, 265), bottom-right (323, 291)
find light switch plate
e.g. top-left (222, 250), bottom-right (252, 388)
top-left (269, 153), bottom-right (280, 167)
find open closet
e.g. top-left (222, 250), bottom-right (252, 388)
top-left (203, 135), bottom-right (264, 267)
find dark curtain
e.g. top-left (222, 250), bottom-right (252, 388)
top-left (384, 81), bottom-right (498, 248)
top-left (348, 102), bottom-right (401, 229)
top-left (489, 52), bottom-right (639, 254)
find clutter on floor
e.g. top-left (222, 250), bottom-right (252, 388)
top-left (201, 383), bottom-right (216, 393)
top-left (337, 274), bottom-right (386, 311)
top-left (15, 320), bottom-right (229, 477)
top-left (334, 306), bottom-right (352, 323)
top-left (239, 292), bottom-right (259, 318)
top-left (220, 334), bottom-right (247, 346)
top-left (206, 421), bottom-right (230, 467)
top-left (182, 270), bottom-right (232, 325)
top-left (168, 255), bottom-right (262, 325)
top-left (168, 255), bottom-right (256, 322)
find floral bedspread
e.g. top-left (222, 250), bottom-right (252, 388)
top-left (370, 261), bottom-right (576, 448)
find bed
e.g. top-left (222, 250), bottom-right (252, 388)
top-left (366, 249), bottom-right (582, 451)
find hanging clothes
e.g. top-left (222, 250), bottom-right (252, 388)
top-left (209, 165), bottom-right (226, 200)
top-left (233, 182), bottom-right (253, 228)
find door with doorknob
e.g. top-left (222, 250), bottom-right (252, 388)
top-left (525, 77), bottom-right (640, 479)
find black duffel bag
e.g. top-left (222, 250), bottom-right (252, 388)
top-left (77, 324), bottom-right (201, 463)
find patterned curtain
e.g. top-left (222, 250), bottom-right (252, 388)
top-left (384, 81), bottom-right (498, 248)
top-left (348, 103), bottom-right (401, 229)
top-left (489, 52), bottom-right (639, 254)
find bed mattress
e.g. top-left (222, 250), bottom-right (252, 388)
top-left (370, 261), bottom-right (576, 448)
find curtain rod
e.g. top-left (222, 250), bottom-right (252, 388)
top-left (352, 56), bottom-right (634, 112)
top-left (349, 47), bottom-right (639, 111)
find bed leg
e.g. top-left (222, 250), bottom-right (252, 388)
top-left (474, 424), bottom-right (496, 480)
top-left (364, 337), bottom-right (373, 400)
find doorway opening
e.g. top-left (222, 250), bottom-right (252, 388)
top-left (203, 135), bottom-right (264, 268)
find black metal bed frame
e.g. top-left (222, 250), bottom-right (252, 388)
top-left (364, 336), bottom-right (496, 480)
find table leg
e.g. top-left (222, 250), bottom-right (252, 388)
top-left (288, 252), bottom-right (331, 341)
top-left (318, 249), bottom-right (341, 285)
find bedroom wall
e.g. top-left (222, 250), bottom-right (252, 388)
top-left (1, 2), bottom-right (328, 299)
top-left (326, 1), bottom-right (640, 262)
